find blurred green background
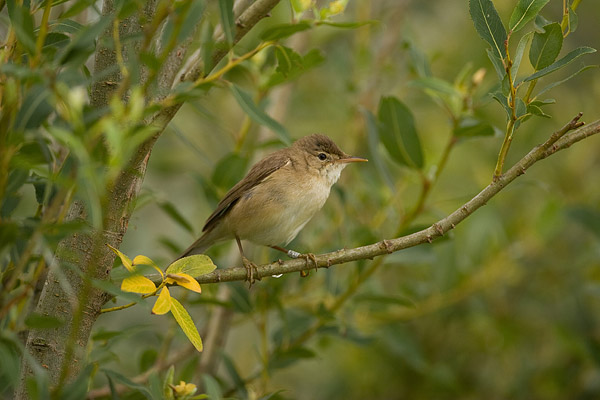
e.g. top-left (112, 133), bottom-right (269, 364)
top-left (91, 0), bottom-right (600, 398)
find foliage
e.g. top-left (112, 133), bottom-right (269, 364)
top-left (1, 0), bottom-right (599, 399)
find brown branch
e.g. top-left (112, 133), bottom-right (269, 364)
top-left (194, 115), bottom-right (599, 285)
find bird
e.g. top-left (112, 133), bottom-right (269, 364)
top-left (178, 134), bottom-right (367, 283)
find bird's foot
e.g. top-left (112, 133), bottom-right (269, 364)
top-left (242, 256), bottom-right (260, 287)
top-left (288, 252), bottom-right (317, 277)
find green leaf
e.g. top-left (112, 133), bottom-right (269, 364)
top-left (158, 201), bottom-right (194, 234)
top-left (6, 0), bottom-right (36, 56)
top-left (529, 23), bottom-right (563, 70)
top-left (211, 152), bottom-right (247, 191)
top-left (166, 254), bottom-right (216, 278)
top-left (567, 6), bottom-right (578, 33)
top-left (469, 0), bottom-right (507, 60)
top-left (229, 84), bottom-right (291, 145)
top-left (260, 21), bottom-right (313, 41)
top-left (270, 346), bottom-right (316, 370)
top-left (509, 0), bottom-right (549, 32)
top-left (170, 297), bottom-right (203, 352)
top-left (218, 0), bottom-right (235, 45)
top-left (103, 369), bottom-right (155, 399)
top-left (377, 96), bottom-right (424, 169)
top-left (524, 46), bottom-right (596, 82)
top-left (265, 48), bottom-right (324, 88)
top-left (201, 374), bottom-right (223, 400)
top-left (453, 118), bottom-right (495, 138)
top-left (14, 85), bottom-right (53, 131)
top-left (527, 103), bottom-right (551, 118)
top-left (274, 46), bottom-right (303, 78)
top-left (361, 108), bottom-right (395, 190)
top-left (536, 65), bottom-right (598, 96)
top-left (486, 48), bottom-right (506, 81)
top-left (25, 313), bottom-right (64, 329)
top-left (59, 364), bottom-right (95, 400)
top-left (511, 32), bottom-right (533, 81)
top-left (317, 20), bottom-right (377, 29)
top-left (490, 91), bottom-right (511, 119)
top-left (409, 77), bottom-right (461, 116)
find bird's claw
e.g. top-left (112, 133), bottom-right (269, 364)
top-left (242, 256), bottom-right (259, 287)
top-left (298, 252), bottom-right (317, 277)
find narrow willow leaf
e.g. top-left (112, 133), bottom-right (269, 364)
top-left (377, 96), bottom-right (424, 169)
top-left (567, 6), bottom-right (578, 33)
top-left (509, 0), bottom-right (550, 32)
top-left (536, 65), bottom-right (598, 96)
top-left (260, 21), bottom-right (313, 41)
top-left (212, 152), bottom-right (247, 191)
top-left (524, 47), bottom-right (596, 81)
top-left (527, 103), bottom-right (551, 118)
top-left (107, 244), bottom-right (134, 272)
top-left (218, 0), bottom-right (235, 45)
top-left (152, 287), bottom-right (171, 315)
top-left (166, 254), bottom-right (216, 278)
top-left (409, 77), bottom-right (462, 117)
top-left (170, 298), bottom-right (203, 352)
top-left (229, 84), bottom-right (291, 145)
top-left (490, 91), bottom-right (511, 120)
top-left (121, 275), bottom-right (156, 294)
top-left (511, 32), bottom-right (533, 81)
top-left (486, 48), bottom-right (506, 81)
top-left (469, 0), bottom-right (507, 60)
top-left (6, 0), bottom-right (36, 56)
top-left (529, 23), bottom-right (563, 70)
top-left (317, 20), bottom-right (377, 29)
top-left (14, 86), bottom-right (53, 131)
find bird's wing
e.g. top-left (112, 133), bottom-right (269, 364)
top-left (202, 150), bottom-right (292, 233)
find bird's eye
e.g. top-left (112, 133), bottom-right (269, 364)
top-left (317, 153), bottom-right (327, 161)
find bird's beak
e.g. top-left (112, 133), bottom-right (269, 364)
top-left (338, 155), bottom-right (368, 164)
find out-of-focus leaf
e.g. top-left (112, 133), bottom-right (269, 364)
top-left (529, 23), bottom-right (563, 70)
top-left (6, 0), bottom-right (36, 56)
top-left (260, 21), bottom-right (313, 41)
top-left (103, 369), bottom-right (155, 399)
top-left (409, 76), bottom-right (461, 116)
top-left (177, 0), bottom-right (205, 43)
top-left (509, 0), bottom-right (550, 32)
top-left (49, 19), bottom-right (84, 34)
top-left (121, 275), bottom-right (156, 294)
top-left (24, 313), bottom-right (64, 329)
top-left (139, 349), bottom-right (158, 373)
top-left (152, 287), bottom-right (172, 315)
top-left (201, 374), bottom-right (222, 400)
top-left (536, 65), bottom-right (598, 96)
top-left (453, 118), bottom-right (495, 137)
top-left (229, 282), bottom-right (253, 314)
top-left (59, 364), bottom-right (95, 400)
top-left (567, 6), bottom-right (578, 33)
top-left (566, 206), bottom-right (600, 238)
top-left (524, 46), bottom-right (596, 82)
top-left (361, 108), bottom-right (395, 190)
top-left (57, 14), bottom-right (112, 66)
top-left (166, 255), bottom-right (216, 278)
top-left (274, 46), bottom-right (303, 77)
top-left (377, 96), bottom-right (424, 169)
top-left (317, 20), bottom-right (377, 29)
top-left (265, 48), bottom-right (324, 88)
top-left (158, 201), bottom-right (194, 234)
top-left (218, 0), bottom-right (235, 45)
top-left (170, 297), bottom-right (203, 352)
top-left (211, 152), bottom-right (247, 192)
top-left (221, 353), bottom-right (247, 397)
top-left (403, 40), bottom-right (431, 78)
top-left (469, 0), bottom-right (507, 60)
top-left (269, 346), bottom-right (316, 371)
top-left (14, 85), bottom-right (53, 131)
top-left (229, 84), bottom-right (291, 145)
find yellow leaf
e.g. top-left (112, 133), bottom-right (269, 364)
top-left (152, 287), bottom-right (171, 315)
top-left (165, 273), bottom-right (190, 285)
top-left (170, 297), bottom-right (203, 352)
top-left (173, 273), bottom-right (201, 294)
top-left (133, 254), bottom-right (164, 278)
top-left (165, 255), bottom-right (216, 278)
top-left (121, 275), bottom-right (156, 294)
top-left (107, 244), bottom-right (133, 272)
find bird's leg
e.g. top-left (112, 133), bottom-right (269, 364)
top-left (270, 245), bottom-right (318, 275)
top-left (236, 236), bottom-right (258, 286)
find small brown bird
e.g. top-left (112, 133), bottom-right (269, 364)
top-left (179, 134), bottom-right (367, 282)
